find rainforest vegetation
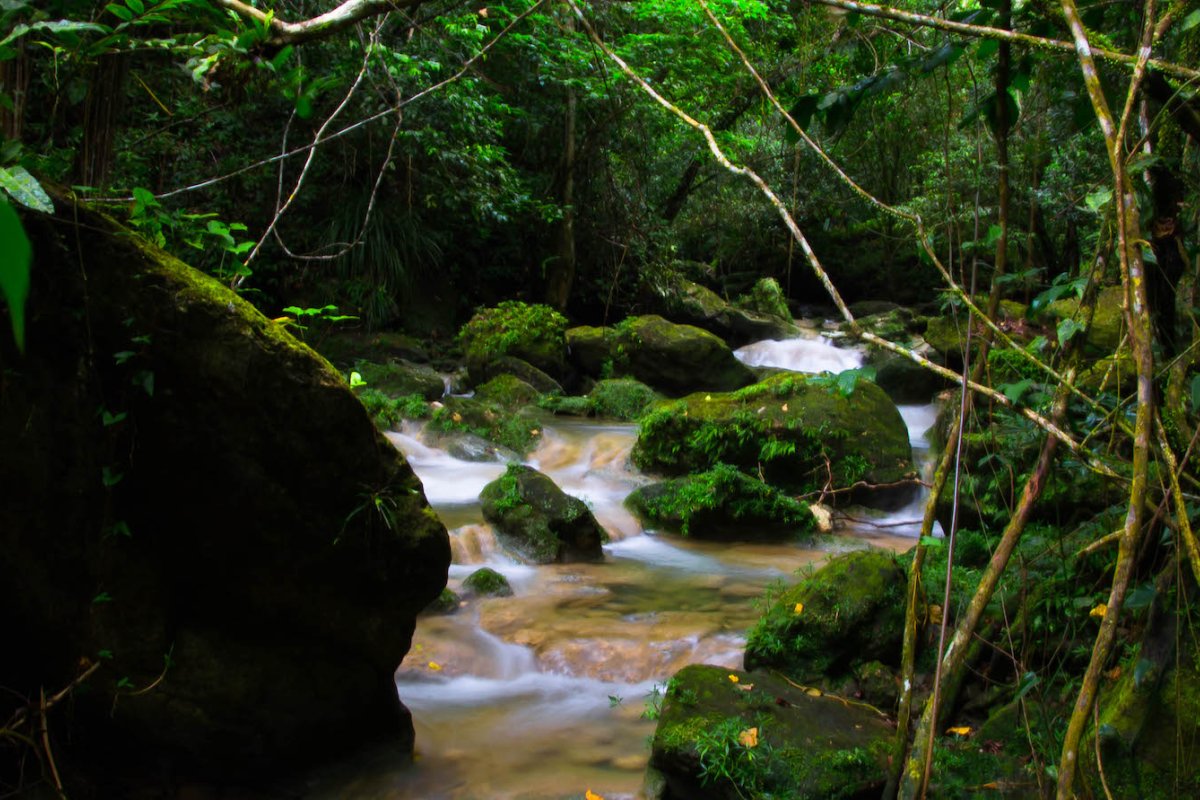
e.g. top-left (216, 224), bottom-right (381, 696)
top-left (2, 0), bottom-right (1199, 798)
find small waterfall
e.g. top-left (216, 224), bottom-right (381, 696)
top-left (734, 334), bottom-right (862, 373)
top-left (449, 523), bottom-right (503, 564)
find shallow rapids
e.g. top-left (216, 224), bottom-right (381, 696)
top-left (310, 334), bottom-right (937, 799)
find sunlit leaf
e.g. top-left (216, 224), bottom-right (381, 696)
top-left (1089, 603), bottom-right (1107, 618)
top-left (946, 725), bottom-right (972, 736)
top-left (0, 166), bottom-right (52, 213)
top-left (727, 674), bottom-right (739, 683)
top-left (738, 727), bottom-right (758, 748)
top-left (793, 602), bottom-right (804, 615)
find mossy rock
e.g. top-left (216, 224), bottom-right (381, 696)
top-left (626, 464), bottom-right (815, 540)
top-left (480, 464), bottom-right (605, 563)
top-left (355, 388), bottom-right (432, 430)
top-left (461, 567), bottom-right (514, 597)
top-left (643, 275), bottom-right (799, 346)
top-left (458, 301), bottom-right (568, 378)
top-left (540, 378), bottom-right (662, 421)
top-left (315, 330), bottom-right (429, 368)
top-left (424, 588), bottom-right (462, 615)
top-left (632, 372), bottom-right (914, 508)
top-left (428, 395), bottom-right (544, 456)
top-left (849, 307), bottom-right (925, 346)
top-left (616, 315), bottom-right (757, 396)
top-left (566, 325), bottom-right (618, 377)
top-left (734, 277), bottom-right (792, 320)
top-left (649, 664), bottom-right (891, 799)
top-left (744, 550), bottom-right (906, 682)
top-left (1047, 285), bottom-right (1124, 356)
top-left (924, 300), bottom-right (1029, 367)
top-left (352, 358), bottom-right (445, 400)
top-left (469, 354), bottom-right (563, 395)
top-left (474, 374), bottom-right (543, 409)
top-left (3, 195), bottom-right (450, 786)
top-left (866, 350), bottom-right (947, 404)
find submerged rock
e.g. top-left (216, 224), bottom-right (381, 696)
top-left (626, 464), bottom-right (816, 540)
top-left (647, 664), bottom-right (891, 799)
top-left (480, 464), bottom-right (605, 563)
top-left (632, 372), bottom-right (915, 508)
top-left (1, 197), bottom-right (450, 790)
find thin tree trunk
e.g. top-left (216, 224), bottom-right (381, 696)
top-left (0, 43), bottom-right (29, 142)
top-left (77, 53), bottom-right (131, 189)
top-left (545, 16), bottom-right (577, 312)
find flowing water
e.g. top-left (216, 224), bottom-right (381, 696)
top-left (309, 334), bottom-right (938, 800)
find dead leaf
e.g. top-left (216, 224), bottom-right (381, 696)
top-left (451, 412), bottom-right (463, 423)
top-left (738, 727), bottom-right (759, 748)
top-left (781, 403), bottom-right (788, 412)
top-left (737, 683), bottom-right (755, 691)
top-left (727, 674), bottom-right (740, 683)
top-left (928, 604), bottom-right (943, 624)
top-left (585, 791), bottom-right (604, 800)
top-left (805, 687), bottom-right (822, 697)
top-left (478, 7), bottom-right (489, 17)
top-left (1089, 603), bottom-right (1107, 618)
top-left (793, 602), bottom-right (804, 615)
top-left (427, 661), bottom-right (442, 671)
top-left (946, 725), bottom-right (972, 736)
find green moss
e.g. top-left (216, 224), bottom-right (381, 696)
top-left (734, 277), bottom-right (791, 320)
top-left (626, 464), bottom-right (815, 539)
top-left (356, 388), bottom-right (430, 429)
top-left (428, 396), bottom-right (543, 455)
top-left (632, 372), bottom-right (912, 501)
top-left (474, 373), bottom-right (542, 409)
top-left (462, 566), bottom-right (513, 597)
top-left (457, 301), bottom-right (567, 376)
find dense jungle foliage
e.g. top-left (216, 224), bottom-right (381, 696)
top-left (2, 0), bottom-right (1200, 798)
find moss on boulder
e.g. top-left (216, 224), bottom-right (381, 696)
top-left (458, 301), bottom-right (568, 379)
top-left (541, 377), bottom-right (662, 421)
top-left (566, 325), bottom-right (618, 376)
top-left (474, 373), bottom-right (543, 409)
top-left (1, 196), bottom-right (450, 789)
top-left (744, 550), bottom-right (906, 683)
top-left (462, 566), bottom-right (514, 597)
top-left (643, 274), bottom-right (799, 346)
top-left (353, 358), bottom-right (445, 400)
top-left (648, 664), bottom-right (891, 799)
top-left (632, 372), bottom-right (914, 508)
top-left (626, 464), bottom-right (815, 540)
top-left (480, 464), bottom-right (605, 563)
top-left (428, 395), bottom-right (545, 456)
top-left (616, 315), bottom-right (758, 396)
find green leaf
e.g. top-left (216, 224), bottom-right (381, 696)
top-left (105, 3), bottom-right (133, 21)
top-left (126, 0), bottom-right (144, 13)
top-left (1181, 9), bottom-right (1200, 32)
top-left (1190, 374), bottom-right (1200, 414)
top-left (919, 535), bottom-right (945, 548)
top-left (0, 20), bottom-right (109, 48)
top-left (1015, 671), bottom-right (1040, 700)
top-left (101, 409), bottom-right (127, 426)
top-left (1056, 318), bottom-right (1084, 345)
top-left (0, 166), bottom-right (52, 213)
top-left (1084, 187), bottom-right (1112, 213)
top-left (1125, 581), bottom-right (1156, 610)
top-left (92, 591), bottom-right (114, 604)
top-left (0, 200), bottom-right (31, 353)
top-left (1000, 379), bottom-right (1033, 404)
top-left (102, 466), bottom-right (124, 487)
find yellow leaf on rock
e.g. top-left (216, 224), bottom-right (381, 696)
top-left (727, 674), bottom-right (739, 683)
top-left (738, 727), bottom-right (759, 748)
top-left (781, 403), bottom-right (788, 412)
top-left (793, 602), bottom-right (804, 615)
top-left (1089, 603), bottom-right (1108, 618)
top-left (585, 791), bottom-right (604, 800)
top-left (451, 412), bottom-right (463, 423)
top-left (428, 661), bottom-right (442, 671)
top-left (805, 687), bottom-right (822, 697)
top-left (946, 725), bottom-right (972, 736)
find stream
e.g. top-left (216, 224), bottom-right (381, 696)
top-left (310, 332), bottom-right (939, 800)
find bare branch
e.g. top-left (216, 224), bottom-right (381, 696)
top-left (210, 0), bottom-right (425, 46)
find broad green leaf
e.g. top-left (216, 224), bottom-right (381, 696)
top-left (1190, 373), bottom-right (1200, 414)
top-left (1181, 9), bottom-right (1200, 31)
top-left (1084, 187), bottom-right (1112, 213)
top-left (105, 3), bottom-right (134, 22)
top-left (0, 166), bottom-right (52, 213)
top-left (0, 20), bottom-right (108, 48)
top-left (1000, 379), bottom-right (1033, 404)
top-left (0, 199), bottom-right (30, 352)
top-left (1125, 582), bottom-right (1156, 610)
top-left (126, 0), bottom-right (144, 13)
top-left (1056, 318), bottom-right (1084, 345)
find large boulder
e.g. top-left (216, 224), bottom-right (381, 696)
top-left (0, 198), bottom-right (450, 791)
top-left (632, 372), bottom-right (915, 508)
top-left (616, 315), bottom-right (757, 396)
top-left (457, 301), bottom-right (568, 380)
top-left (744, 550), bottom-right (906, 684)
top-left (643, 274), bottom-right (800, 346)
top-left (626, 464), bottom-right (816, 540)
top-left (647, 664), bottom-right (892, 799)
top-left (354, 357), bottom-right (446, 400)
top-left (480, 464), bottom-right (605, 563)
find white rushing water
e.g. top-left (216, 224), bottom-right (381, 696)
top-left (734, 333), bottom-right (863, 373)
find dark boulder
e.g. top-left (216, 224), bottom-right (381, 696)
top-left (0, 198), bottom-right (450, 791)
top-left (480, 464), bottom-right (605, 563)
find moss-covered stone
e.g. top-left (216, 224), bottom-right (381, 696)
top-left (457, 301), bottom-right (568, 378)
top-left (540, 377), bottom-right (662, 421)
top-left (616, 315), bottom-right (757, 396)
top-left (469, 354), bottom-right (563, 395)
top-left (866, 350), bottom-right (947, 404)
top-left (425, 588), bottom-right (462, 614)
top-left (626, 464), bottom-right (815, 540)
top-left (461, 567), bottom-right (514, 597)
top-left (744, 550), bottom-right (906, 682)
top-left (353, 358), bottom-right (445, 400)
top-left (734, 277), bottom-right (792, 321)
top-left (474, 373), bottom-right (543, 409)
top-left (643, 274), bottom-right (799, 346)
top-left (314, 330), bottom-right (429, 368)
top-left (1047, 285), bottom-right (1124, 356)
top-left (428, 395), bottom-right (545, 456)
top-left (480, 464), bottom-right (605, 563)
top-left (566, 325), bottom-right (618, 377)
top-left (649, 664), bottom-right (891, 799)
top-left (632, 372), bottom-right (914, 508)
top-left (2, 195), bottom-right (450, 788)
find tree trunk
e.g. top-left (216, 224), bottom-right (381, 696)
top-left (76, 53), bottom-right (131, 189)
